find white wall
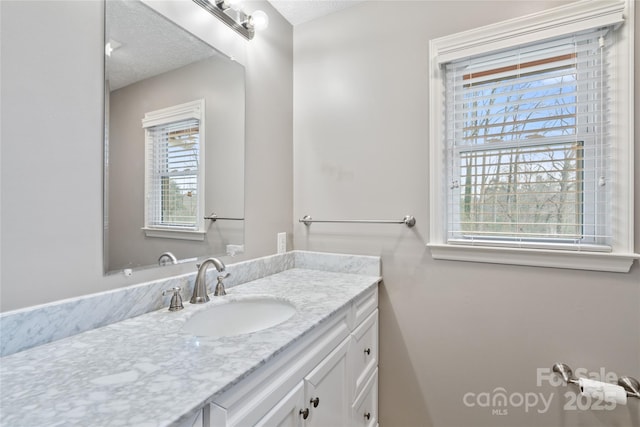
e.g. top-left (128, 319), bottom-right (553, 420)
top-left (0, 0), bottom-right (293, 311)
top-left (1, 1), bottom-right (105, 310)
top-left (293, 1), bottom-right (640, 426)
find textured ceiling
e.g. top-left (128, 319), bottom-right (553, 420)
top-left (106, 0), bottom-right (220, 91)
top-left (105, 0), bottom-right (365, 89)
top-left (268, 0), bottom-right (366, 26)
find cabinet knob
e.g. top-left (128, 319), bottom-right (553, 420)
top-left (364, 348), bottom-right (371, 355)
top-left (310, 397), bottom-right (320, 408)
top-left (364, 412), bottom-right (371, 420)
top-left (299, 408), bottom-right (309, 420)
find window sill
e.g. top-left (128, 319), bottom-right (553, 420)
top-left (427, 243), bottom-right (639, 273)
top-left (142, 227), bottom-right (206, 241)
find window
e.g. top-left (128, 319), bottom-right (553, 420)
top-left (448, 32), bottom-right (607, 249)
top-left (142, 100), bottom-right (206, 240)
top-left (428, 1), bottom-right (637, 272)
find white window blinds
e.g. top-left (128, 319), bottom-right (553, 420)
top-left (444, 29), bottom-right (612, 251)
top-left (146, 119), bottom-right (200, 229)
top-left (142, 99), bottom-right (205, 238)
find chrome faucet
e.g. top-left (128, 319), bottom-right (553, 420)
top-left (191, 257), bottom-right (229, 303)
top-left (158, 252), bottom-right (178, 266)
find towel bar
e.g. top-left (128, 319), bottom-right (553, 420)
top-left (204, 212), bottom-right (244, 222)
top-left (299, 215), bottom-right (416, 228)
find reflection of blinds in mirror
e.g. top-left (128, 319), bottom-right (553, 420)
top-left (146, 119), bottom-right (200, 229)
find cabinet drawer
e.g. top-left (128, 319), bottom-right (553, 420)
top-left (350, 309), bottom-right (378, 400)
top-left (352, 368), bottom-right (378, 427)
top-left (351, 288), bottom-right (378, 329)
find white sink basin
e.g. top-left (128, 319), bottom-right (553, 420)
top-left (182, 297), bottom-right (296, 338)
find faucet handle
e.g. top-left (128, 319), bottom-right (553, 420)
top-left (213, 274), bottom-right (228, 296)
top-left (162, 287), bottom-right (184, 311)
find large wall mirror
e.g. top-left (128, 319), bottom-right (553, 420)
top-left (104, 0), bottom-right (245, 275)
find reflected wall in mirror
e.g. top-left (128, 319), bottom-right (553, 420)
top-left (104, 0), bottom-right (245, 275)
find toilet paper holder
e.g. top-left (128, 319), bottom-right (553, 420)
top-left (552, 363), bottom-right (640, 399)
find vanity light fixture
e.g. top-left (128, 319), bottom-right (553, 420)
top-left (192, 0), bottom-right (268, 40)
top-left (215, 0), bottom-right (241, 11)
top-left (245, 10), bottom-right (269, 32)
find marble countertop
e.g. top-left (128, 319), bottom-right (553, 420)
top-left (0, 268), bottom-right (379, 427)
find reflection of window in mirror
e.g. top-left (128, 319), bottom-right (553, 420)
top-left (141, 99), bottom-right (206, 241)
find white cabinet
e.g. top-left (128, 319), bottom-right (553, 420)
top-left (351, 369), bottom-right (378, 427)
top-left (303, 338), bottom-right (350, 427)
top-left (252, 338), bottom-right (350, 427)
top-left (175, 405), bottom-right (209, 427)
top-left (255, 382), bottom-right (305, 427)
top-left (349, 310), bottom-right (378, 401)
top-left (209, 287), bottom-right (378, 427)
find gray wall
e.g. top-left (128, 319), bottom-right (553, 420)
top-left (0, 0), bottom-right (293, 311)
top-left (293, 1), bottom-right (640, 426)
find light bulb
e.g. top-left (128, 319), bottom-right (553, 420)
top-left (249, 10), bottom-right (268, 31)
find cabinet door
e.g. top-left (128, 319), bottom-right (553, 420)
top-left (304, 338), bottom-right (350, 427)
top-left (350, 310), bottom-right (378, 400)
top-left (352, 369), bottom-right (378, 427)
top-left (255, 381), bottom-right (305, 427)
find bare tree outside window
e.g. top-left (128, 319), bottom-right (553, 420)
top-left (455, 54), bottom-right (586, 241)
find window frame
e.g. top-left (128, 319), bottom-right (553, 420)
top-left (141, 99), bottom-right (206, 241)
top-left (427, 0), bottom-right (638, 272)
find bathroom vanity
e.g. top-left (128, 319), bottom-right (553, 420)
top-left (201, 283), bottom-right (378, 427)
top-left (0, 252), bottom-right (380, 427)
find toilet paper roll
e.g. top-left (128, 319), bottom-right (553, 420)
top-left (579, 378), bottom-right (627, 405)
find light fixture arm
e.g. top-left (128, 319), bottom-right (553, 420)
top-left (192, 0), bottom-right (254, 40)
top-left (192, 0), bottom-right (268, 40)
